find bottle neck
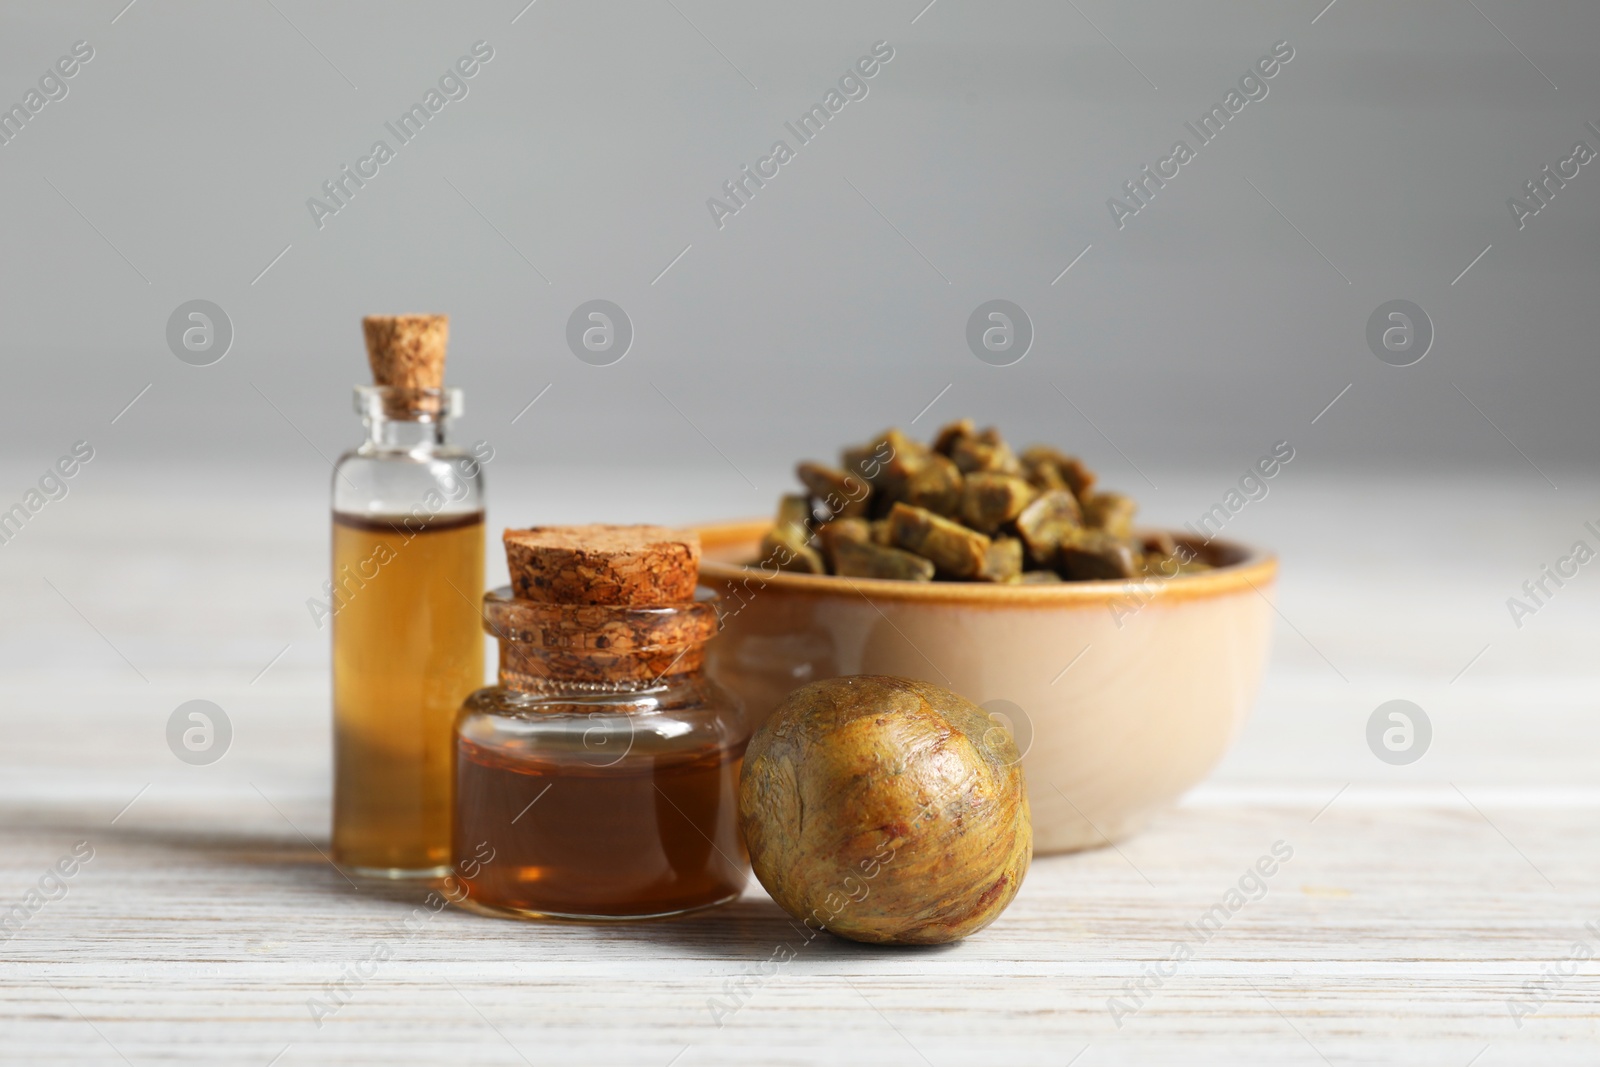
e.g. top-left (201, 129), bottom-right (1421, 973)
top-left (365, 414), bottom-right (447, 452)
top-left (352, 386), bottom-right (461, 453)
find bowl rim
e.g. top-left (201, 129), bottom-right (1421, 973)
top-left (693, 519), bottom-right (1278, 605)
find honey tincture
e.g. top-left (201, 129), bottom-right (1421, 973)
top-left (331, 314), bottom-right (486, 879)
top-left (453, 525), bottom-right (750, 920)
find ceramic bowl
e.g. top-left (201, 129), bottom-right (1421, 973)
top-left (694, 520), bottom-right (1278, 855)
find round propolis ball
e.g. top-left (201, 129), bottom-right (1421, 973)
top-left (739, 675), bottom-right (1031, 945)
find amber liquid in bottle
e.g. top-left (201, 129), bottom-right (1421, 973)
top-left (454, 736), bottom-right (746, 919)
top-left (332, 510), bottom-right (485, 876)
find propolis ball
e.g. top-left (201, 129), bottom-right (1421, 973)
top-left (738, 675), bottom-right (1031, 945)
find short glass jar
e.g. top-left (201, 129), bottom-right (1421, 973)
top-left (452, 588), bottom-right (749, 921)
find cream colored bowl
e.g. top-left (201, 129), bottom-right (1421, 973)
top-left (695, 520), bottom-right (1278, 855)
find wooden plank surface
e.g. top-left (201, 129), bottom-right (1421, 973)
top-left (2, 468), bottom-right (1597, 1065)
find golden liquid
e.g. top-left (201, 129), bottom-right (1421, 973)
top-left (454, 737), bottom-right (747, 919)
top-left (332, 511), bottom-right (484, 875)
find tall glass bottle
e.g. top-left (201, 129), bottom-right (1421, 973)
top-left (331, 384), bottom-right (486, 878)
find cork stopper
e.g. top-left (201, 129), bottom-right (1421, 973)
top-left (503, 525), bottom-right (700, 606)
top-left (362, 314), bottom-right (449, 390)
top-left (486, 594), bottom-right (720, 689)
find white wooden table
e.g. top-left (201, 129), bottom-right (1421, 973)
top-left (2, 465), bottom-right (1596, 1065)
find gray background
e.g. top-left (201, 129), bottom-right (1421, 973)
top-left (0, 0), bottom-right (1595, 499)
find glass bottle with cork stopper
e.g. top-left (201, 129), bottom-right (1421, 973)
top-left (452, 525), bottom-right (750, 920)
top-left (330, 314), bottom-right (487, 879)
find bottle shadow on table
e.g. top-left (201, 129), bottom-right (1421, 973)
top-left (16, 809), bottom-right (426, 900)
top-left (24, 811), bottom-right (961, 959)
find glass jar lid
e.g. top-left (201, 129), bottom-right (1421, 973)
top-left (482, 586), bottom-right (721, 689)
